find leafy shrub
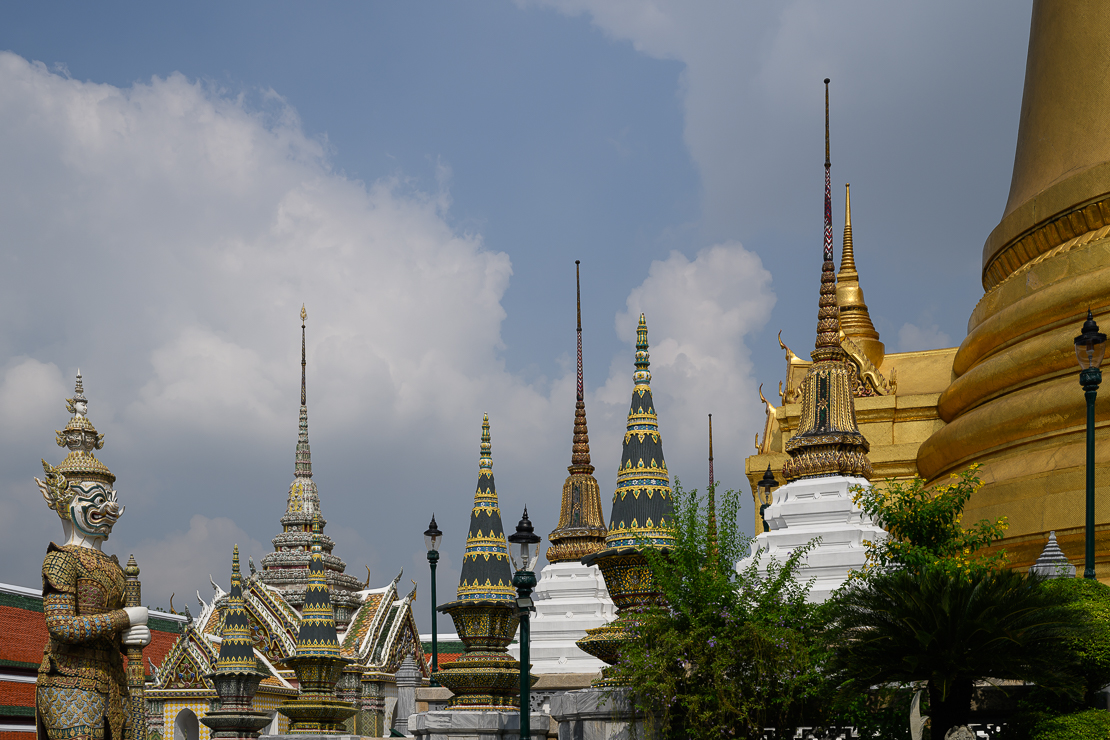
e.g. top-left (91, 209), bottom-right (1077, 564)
top-left (850, 465), bottom-right (1009, 577)
top-left (1030, 708), bottom-right (1110, 740)
top-left (1043, 578), bottom-right (1110, 700)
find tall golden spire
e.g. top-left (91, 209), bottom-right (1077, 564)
top-left (836, 184), bottom-right (884, 367)
top-left (548, 261), bottom-right (608, 563)
top-left (782, 79), bottom-right (872, 483)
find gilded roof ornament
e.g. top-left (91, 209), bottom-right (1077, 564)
top-left (781, 79), bottom-right (872, 483)
top-left (548, 261), bottom-right (608, 563)
top-left (835, 184), bottom-right (884, 367)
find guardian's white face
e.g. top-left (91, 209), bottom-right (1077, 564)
top-left (68, 483), bottom-right (123, 540)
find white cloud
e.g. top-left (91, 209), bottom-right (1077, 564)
top-left (128, 515), bottom-right (266, 612)
top-left (897, 322), bottom-right (952, 352)
top-left (0, 51), bottom-right (774, 621)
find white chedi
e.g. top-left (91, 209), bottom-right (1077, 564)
top-left (509, 560), bottom-right (615, 674)
top-left (737, 475), bottom-right (885, 603)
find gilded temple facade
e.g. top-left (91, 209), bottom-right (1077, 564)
top-left (750, 0), bottom-right (1110, 578)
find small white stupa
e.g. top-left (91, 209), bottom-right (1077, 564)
top-left (738, 86), bottom-right (885, 603)
top-left (510, 261), bottom-right (614, 674)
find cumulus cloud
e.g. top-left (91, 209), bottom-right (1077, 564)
top-left (0, 53), bottom-right (774, 627)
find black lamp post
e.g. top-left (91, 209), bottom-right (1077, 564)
top-left (1075, 310), bottom-right (1107, 580)
top-left (424, 514), bottom-right (443, 683)
top-left (757, 465), bottom-right (777, 533)
top-left (508, 508), bottom-right (541, 740)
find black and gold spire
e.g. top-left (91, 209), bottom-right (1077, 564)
top-left (292, 514), bottom-right (343, 658)
top-left (214, 546), bottom-right (257, 673)
top-left (781, 79), bottom-right (872, 482)
top-left (456, 415), bottom-right (515, 602)
top-left (547, 261), bottom-right (608, 563)
top-left (604, 314), bottom-right (675, 550)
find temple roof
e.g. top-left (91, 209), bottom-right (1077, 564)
top-left (455, 415), bottom-right (515, 602)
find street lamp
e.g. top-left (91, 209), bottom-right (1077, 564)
top-left (1075, 310), bottom-right (1106, 580)
top-left (757, 465), bottom-right (777, 533)
top-left (424, 514), bottom-right (443, 683)
top-left (508, 508), bottom-right (540, 740)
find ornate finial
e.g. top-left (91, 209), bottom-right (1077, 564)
top-left (815, 79), bottom-right (840, 352)
top-left (634, 314), bottom-right (651, 386)
top-left (824, 78), bottom-right (831, 168)
top-left (836, 183), bottom-right (884, 365)
top-left (570, 262), bottom-right (592, 471)
top-left (125, 554), bottom-right (140, 578)
top-left (295, 309), bottom-right (312, 479)
top-left (480, 413), bottom-right (492, 473)
top-left (708, 413), bottom-right (714, 485)
top-left (300, 305), bottom-right (307, 407)
top-left (841, 183), bottom-right (855, 273)
top-left (232, 544), bottom-right (240, 575)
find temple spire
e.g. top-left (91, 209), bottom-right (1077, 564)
top-left (836, 184), bottom-right (885, 367)
top-left (548, 261), bottom-right (607, 563)
top-left (707, 414), bottom-right (718, 565)
top-left (603, 314), bottom-right (675, 550)
top-left (296, 305), bottom-right (312, 479)
top-left (782, 79), bottom-right (872, 483)
top-left (457, 415), bottom-right (515, 600)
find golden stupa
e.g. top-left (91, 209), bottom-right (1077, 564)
top-left (748, 0), bottom-right (1110, 576)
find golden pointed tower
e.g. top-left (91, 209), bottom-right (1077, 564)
top-left (836, 184), bottom-right (884, 368)
top-left (547, 261), bottom-right (608, 563)
top-left (781, 79), bottom-right (872, 483)
top-left (918, 0), bottom-right (1110, 575)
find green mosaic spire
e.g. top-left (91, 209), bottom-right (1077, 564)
top-left (456, 415), bottom-right (514, 602)
top-left (606, 314), bottom-right (675, 550)
top-left (293, 514), bottom-right (342, 658)
top-left (214, 545), bottom-right (257, 673)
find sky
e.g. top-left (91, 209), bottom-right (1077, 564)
top-left (0, 1), bottom-right (1032, 632)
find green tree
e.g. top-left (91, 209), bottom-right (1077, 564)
top-left (611, 480), bottom-right (826, 739)
top-left (827, 565), bottom-right (1087, 736)
top-left (850, 465), bottom-right (1009, 577)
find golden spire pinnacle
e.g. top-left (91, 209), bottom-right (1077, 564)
top-left (836, 184), bottom-right (885, 367)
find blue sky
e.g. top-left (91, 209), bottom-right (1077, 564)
top-left (0, 2), bottom-right (1032, 631)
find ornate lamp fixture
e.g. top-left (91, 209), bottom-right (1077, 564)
top-left (1075, 309), bottom-right (1106, 580)
top-left (424, 514), bottom-right (443, 684)
top-left (508, 509), bottom-right (541, 738)
top-left (757, 466), bottom-right (777, 533)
